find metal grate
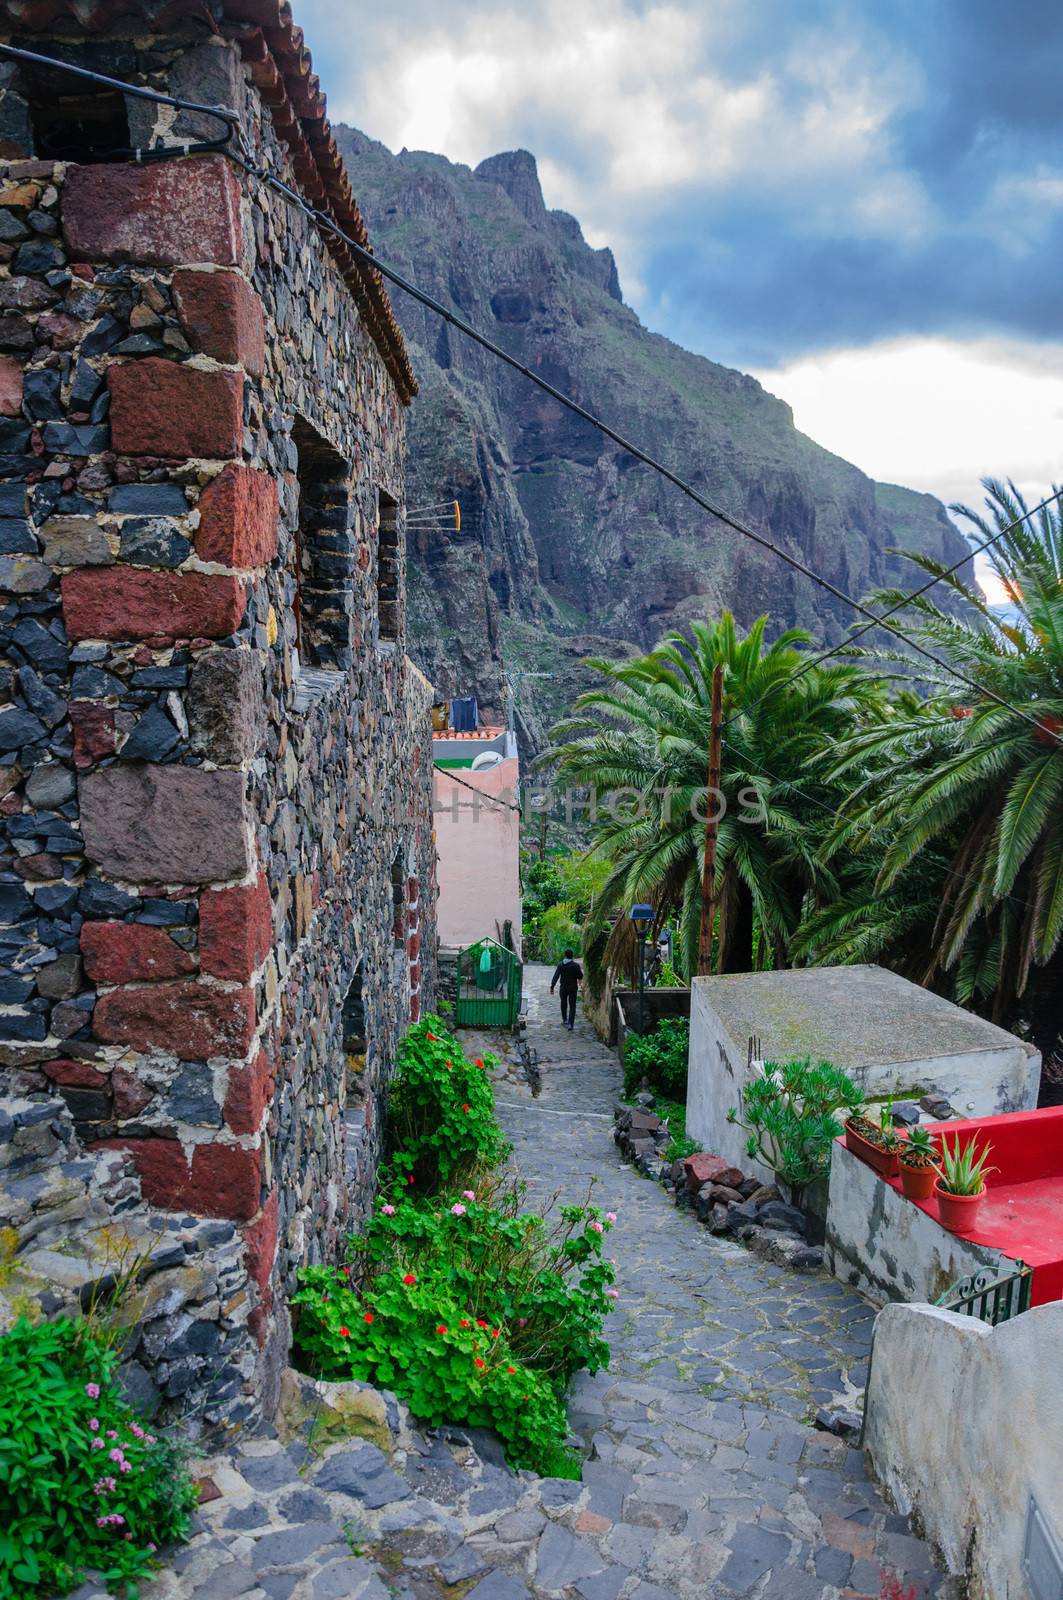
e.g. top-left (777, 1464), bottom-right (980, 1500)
top-left (935, 1261), bottom-right (1033, 1325)
top-left (1024, 1494), bottom-right (1063, 1600)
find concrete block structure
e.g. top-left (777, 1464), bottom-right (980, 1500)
top-left (433, 724), bottom-right (521, 954)
top-left (0, 0), bottom-right (436, 1428)
top-left (686, 964), bottom-right (1040, 1188)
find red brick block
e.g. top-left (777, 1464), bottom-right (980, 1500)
top-left (42, 1058), bottom-right (107, 1090)
top-left (243, 1186), bottom-right (278, 1297)
top-left (190, 1141), bottom-right (262, 1221)
top-left (195, 464), bottom-right (278, 568)
top-left (92, 1136), bottom-right (262, 1219)
top-left (62, 158), bottom-right (242, 268)
top-left (224, 1046), bottom-right (273, 1135)
top-left (682, 1152), bottom-right (744, 1194)
top-left (200, 875), bottom-right (273, 981)
top-left (81, 921), bottom-right (197, 984)
top-left (0, 355), bottom-right (22, 416)
top-left (62, 567), bottom-right (245, 642)
top-left (69, 700), bottom-right (116, 767)
top-left (108, 358), bottom-right (243, 460)
top-left (93, 979), bottom-right (256, 1062)
top-left (173, 269), bottom-right (266, 374)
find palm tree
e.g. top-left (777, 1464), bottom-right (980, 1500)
top-left (818, 479), bottom-right (1063, 1069)
top-left (540, 613), bottom-right (882, 977)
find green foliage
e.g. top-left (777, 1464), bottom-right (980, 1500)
top-left (294, 1022), bottom-right (616, 1477)
top-left (521, 851), bottom-right (609, 961)
top-left (0, 1317), bottom-right (197, 1599)
top-left (648, 1096), bottom-right (702, 1162)
top-left (937, 1134), bottom-right (997, 1195)
top-left (385, 1015), bottom-right (503, 1190)
top-left (726, 1058), bottom-right (862, 1190)
top-left (904, 1125), bottom-right (937, 1159)
top-left (652, 959), bottom-right (682, 988)
top-left (622, 1018), bottom-right (689, 1101)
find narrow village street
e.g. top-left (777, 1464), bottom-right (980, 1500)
top-left (94, 965), bottom-right (956, 1600)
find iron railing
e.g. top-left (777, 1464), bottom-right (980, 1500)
top-left (935, 1261), bottom-right (1033, 1325)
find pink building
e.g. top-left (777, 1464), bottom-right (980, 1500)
top-left (433, 725), bottom-right (521, 956)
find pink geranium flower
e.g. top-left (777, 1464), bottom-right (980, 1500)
top-left (381, 1204), bottom-right (396, 1215)
top-left (450, 1203), bottom-right (467, 1216)
top-left (85, 1383), bottom-right (100, 1399)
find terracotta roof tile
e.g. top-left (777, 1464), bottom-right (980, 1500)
top-left (0, 0), bottom-right (417, 402)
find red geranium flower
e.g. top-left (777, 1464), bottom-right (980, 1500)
top-left (403, 1273), bottom-right (416, 1285)
top-left (437, 1324), bottom-right (447, 1334)
top-left (339, 1326), bottom-right (351, 1338)
top-left (460, 1319), bottom-right (470, 1327)
top-left (491, 1329), bottom-right (499, 1339)
top-left (508, 1367), bottom-right (516, 1374)
top-left (364, 1312), bottom-right (374, 1324)
top-left (476, 1320), bottom-right (487, 1328)
top-left (426, 1032), bottom-right (439, 1041)
top-left (462, 1104), bottom-right (470, 1113)
top-left (475, 1058), bottom-right (484, 1068)
top-left (474, 1357), bottom-right (485, 1368)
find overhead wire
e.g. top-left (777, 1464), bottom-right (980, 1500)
top-left (3, 43), bottom-right (1057, 745)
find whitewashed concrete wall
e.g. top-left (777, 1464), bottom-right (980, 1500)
top-left (686, 967), bottom-right (1039, 1187)
top-left (434, 757), bottom-right (521, 954)
top-left (825, 1139), bottom-right (1015, 1304)
top-left (866, 1300), bottom-right (1063, 1598)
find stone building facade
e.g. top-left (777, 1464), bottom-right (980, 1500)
top-left (0, 0), bottom-right (437, 1427)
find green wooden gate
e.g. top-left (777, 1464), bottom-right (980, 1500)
top-left (935, 1261), bottom-right (1032, 1325)
top-left (455, 937), bottom-right (522, 1027)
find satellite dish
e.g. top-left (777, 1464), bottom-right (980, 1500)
top-left (471, 751), bottom-right (504, 771)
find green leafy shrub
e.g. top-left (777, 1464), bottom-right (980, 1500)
top-left (293, 1022), bottom-right (617, 1476)
top-left (0, 1317), bottom-right (197, 1599)
top-left (726, 1058), bottom-right (862, 1191)
top-left (386, 1015), bottom-right (503, 1190)
top-left (622, 1017), bottom-right (690, 1100)
top-left (652, 959), bottom-right (682, 988)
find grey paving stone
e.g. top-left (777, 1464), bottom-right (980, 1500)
top-left (278, 1488), bottom-right (331, 1523)
top-left (495, 1507), bottom-right (547, 1542)
top-left (438, 1545), bottom-right (488, 1583)
top-left (251, 1522), bottom-right (346, 1569)
top-left (535, 1522), bottom-right (606, 1589)
top-left (574, 1568), bottom-right (627, 1600)
top-left (236, 1451), bottom-right (301, 1493)
top-left (258, 1579), bottom-right (298, 1600)
top-left (814, 1544), bottom-right (853, 1585)
top-left (189, 1560), bottom-right (259, 1597)
top-left (224, 1501), bottom-right (272, 1531)
top-left (311, 1556), bottom-right (381, 1598)
top-left (465, 1572), bottom-right (533, 1600)
top-left (717, 1524), bottom-right (792, 1594)
top-left (314, 1446), bottom-right (412, 1509)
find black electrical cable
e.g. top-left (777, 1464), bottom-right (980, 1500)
top-left (2, 41), bottom-right (1057, 745)
top-left (434, 763), bottom-right (522, 814)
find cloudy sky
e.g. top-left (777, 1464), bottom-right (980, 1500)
top-left (299, 0), bottom-right (1063, 527)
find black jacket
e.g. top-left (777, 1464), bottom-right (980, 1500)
top-left (551, 957), bottom-right (583, 995)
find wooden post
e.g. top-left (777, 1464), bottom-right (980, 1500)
top-left (696, 664), bottom-right (724, 975)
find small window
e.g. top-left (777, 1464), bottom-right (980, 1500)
top-left (23, 65), bottom-right (130, 162)
top-left (377, 490), bottom-right (400, 644)
top-left (391, 853), bottom-right (406, 951)
top-left (342, 961), bottom-right (366, 1057)
top-left (291, 418), bottom-right (352, 673)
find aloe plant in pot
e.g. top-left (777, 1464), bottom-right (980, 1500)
top-left (899, 1124), bottom-right (940, 1200)
top-left (934, 1134), bottom-right (997, 1233)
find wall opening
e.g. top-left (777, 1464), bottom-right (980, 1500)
top-left (377, 489), bottom-right (400, 644)
top-left (24, 66), bottom-right (130, 162)
top-left (391, 852), bottom-right (406, 952)
top-left (342, 960), bottom-right (367, 1104)
top-left (291, 418), bottom-right (353, 673)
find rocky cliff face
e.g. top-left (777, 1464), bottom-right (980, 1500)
top-left (337, 130), bottom-right (970, 748)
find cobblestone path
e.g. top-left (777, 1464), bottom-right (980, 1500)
top-left (89, 966), bottom-right (955, 1600)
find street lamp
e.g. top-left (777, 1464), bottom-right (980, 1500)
top-left (630, 903), bottom-right (654, 1036)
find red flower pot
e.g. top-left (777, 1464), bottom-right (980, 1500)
top-left (934, 1177), bottom-right (986, 1234)
top-left (844, 1119), bottom-right (901, 1179)
top-left (899, 1158), bottom-right (938, 1201)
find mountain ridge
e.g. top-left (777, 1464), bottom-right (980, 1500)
top-left (336, 128), bottom-right (970, 746)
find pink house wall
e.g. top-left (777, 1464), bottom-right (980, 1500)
top-left (434, 759), bottom-right (521, 953)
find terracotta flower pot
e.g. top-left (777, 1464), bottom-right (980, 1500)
top-left (934, 1177), bottom-right (986, 1234)
top-left (899, 1156), bottom-right (938, 1201)
top-left (844, 1118), bottom-right (901, 1179)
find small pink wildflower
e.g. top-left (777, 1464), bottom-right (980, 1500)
top-left (606, 1212), bottom-right (617, 1222)
top-left (606, 1289), bottom-right (620, 1299)
top-left (88, 1418), bottom-right (100, 1433)
top-left (462, 1190), bottom-right (475, 1200)
top-left (130, 1424), bottom-right (144, 1440)
top-left (94, 1477), bottom-right (117, 1494)
top-left (106, 1430), bottom-right (118, 1440)
top-left (85, 1383), bottom-right (100, 1399)
top-left (119, 1459), bottom-right (132, 1474)
top-left (450, 1203), bottom-right (467, 1216)
top-left (588, 1220), bottom-right (604, 1234)
top-left (91, 1439), bottom-right (105, 1451)
top-left (145, 1435), bottom-right (156, 1445)
top-left (381, 1204), bottom-right (396, 1215)
top-left (109, 1448), bottom-right (125, 1464)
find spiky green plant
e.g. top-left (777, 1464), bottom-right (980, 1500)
top-left (937, 1134), bottom-right (997, 1195)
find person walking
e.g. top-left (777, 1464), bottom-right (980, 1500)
top-left (550, 949), bottom-right (583, 1031)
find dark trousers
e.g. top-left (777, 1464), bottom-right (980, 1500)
top-left (560, 989), bottom-right (576, 1026)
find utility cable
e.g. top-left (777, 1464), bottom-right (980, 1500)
top-left (2, 42), bottom-right (1057, 744)
top-left (433, 763), bottom-right (522, 814)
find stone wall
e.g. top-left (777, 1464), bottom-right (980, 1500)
top-left (865, 1300), bottom-right (1063, 1598)
top-left (0, 19), bottom-right (436, 1427)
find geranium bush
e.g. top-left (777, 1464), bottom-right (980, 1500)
top-left (0, 1317), bottom-right (197, 1599)
top-left (293, 1016), bottom-right (618, 1475)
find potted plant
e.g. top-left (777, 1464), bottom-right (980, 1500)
top-left (934, 1134), bottom-right (996, 1233)
top-left (898, 1124), bottom-right (939, 1200)
top-left (843, 1099), bottom-right (905, 1179)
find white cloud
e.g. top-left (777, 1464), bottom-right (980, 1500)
top-left (752, 336), bottom-right (1063, 513)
